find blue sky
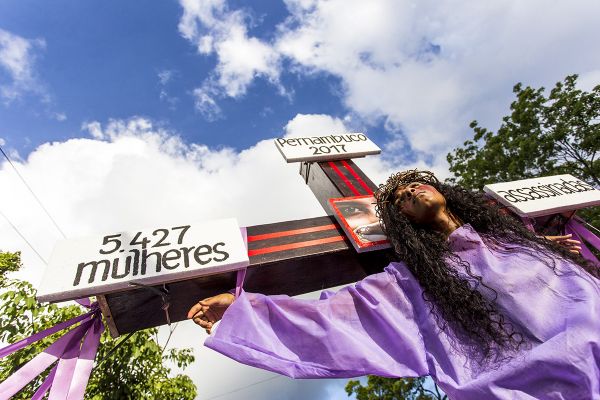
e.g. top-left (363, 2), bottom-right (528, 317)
top-left (2, 1), bottom-right (600, 164)
top-left (0, 0), bottom-right (389, 154)
top-left (1, 1), bottom-right (600, 399)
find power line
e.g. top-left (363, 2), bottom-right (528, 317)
top-left (203, 376), bottom-right (282, 400)
top-left (0, 208), bottom-right (48, 264)
top-left (0, 144), bottom-right (67, 238)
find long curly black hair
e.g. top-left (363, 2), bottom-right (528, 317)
top-left (375, 170), bottom-right (598, 360)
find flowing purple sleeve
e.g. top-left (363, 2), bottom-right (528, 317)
top-left (204, 269), bottom-right (429, 379)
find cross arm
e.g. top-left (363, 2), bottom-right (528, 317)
top-left (99, 159), bottom-right (386, 336)
top-left (100, 215), bottom-right (390, 336)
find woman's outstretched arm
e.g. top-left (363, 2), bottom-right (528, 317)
top-left (188, 268), bottom-right (430, 379)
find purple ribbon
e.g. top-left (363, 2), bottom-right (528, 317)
top-left (0, 309), bottom-right (94, 359)
top-left (32, 364), bottom-right (57, 400)
top-left (64, 318), bottom-right (103, 399)
top-left (565, 218), bottom-right (600, 266)
top-left (48, 321), bottom-right (89, 400)
top-left (74, 298), bottom-right (92, 308)
top-left (236, 227), bottom-right (248, 298)
top-left (0, 318), bottom-right (94, 399)
top-left (0, 299), bottom-right (104, 400)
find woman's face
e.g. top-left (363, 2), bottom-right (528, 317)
top-left (393, 181), bottom-right (446, 224)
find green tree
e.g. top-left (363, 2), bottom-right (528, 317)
top-left (0, 251), bottom-right (197, 399)
top-left (447, 74), bottom-right (599, 227)
top-left (346, 376), bottom-right (447, 400)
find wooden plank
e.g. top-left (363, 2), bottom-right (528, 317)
top-left (97, 295), bottom-right (119, 337)
top-left (299, 162), bottom-right (343, 213)
top-left (102, 216), bottom-right (390, 336)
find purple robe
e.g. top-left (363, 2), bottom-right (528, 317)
top-left (205, 224), bottom-right (600, 399)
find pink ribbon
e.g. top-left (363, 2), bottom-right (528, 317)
top-left (0, 298), bottom-right (104, 400)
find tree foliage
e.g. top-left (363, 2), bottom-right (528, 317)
top-left (447, 74), bottom-right (599, 188)
top-left (0, 251), bottom-right (197, 399)
top-left (346, 376), bottom-right (447, 400)
top-left (447, 75), bottom-right (600, 227)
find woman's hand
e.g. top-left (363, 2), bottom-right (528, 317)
top-left (543, 234), bottom-right (582, 254)
top-left (187, 292), bottom-right (235, 334)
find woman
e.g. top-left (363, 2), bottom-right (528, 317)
top-left (188, 170), bottom-right (600, 399)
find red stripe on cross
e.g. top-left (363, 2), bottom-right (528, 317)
top-left (328, 161), bottom-right (361, 196)
top-left (340, 160), bottom-right (374, 195)
top-left (248, 236), bottom-right (345, 256)
top-left (247, 224), bottom-right (337, 242)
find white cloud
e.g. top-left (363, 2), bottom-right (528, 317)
top-left (275, 0), bottom-right (600, 156)
top-left (178, 0), bottom-right (600, 165)
top-left (3, 115), bottom-right (332, 274)
top-left (178, 0), bottom-right (227, 42)
top-left (215, 25), bottom-right (280, 97)
top-left (178, 0), bottom-right (282, 109)
top-left (52, 112), bottom-right (67, 121)
top-left (192, 83), bottom-right (223, 120)
top-left (158, 69), bottom-right (174, 85)
top-left (0, 114), bottom-right (394, 399)
top-left (157, 69), bottom-right (179, 110)
top-left (0, 29), bottom-right (46, 104)
top-left (283, 113), bottom-right (348, 137)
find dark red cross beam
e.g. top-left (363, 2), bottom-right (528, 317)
top-left (99, 160), bottom-right (389, 337)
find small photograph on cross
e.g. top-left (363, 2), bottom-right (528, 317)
top-left (329, 195), bottom-right (391, 252)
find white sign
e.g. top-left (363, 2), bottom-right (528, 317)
top-left (37, 218), bottom-right (249, 303)
top-left (274, 133), bottom-right (381, 163)
top-left (483, 174), bottom-right (600, 217)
